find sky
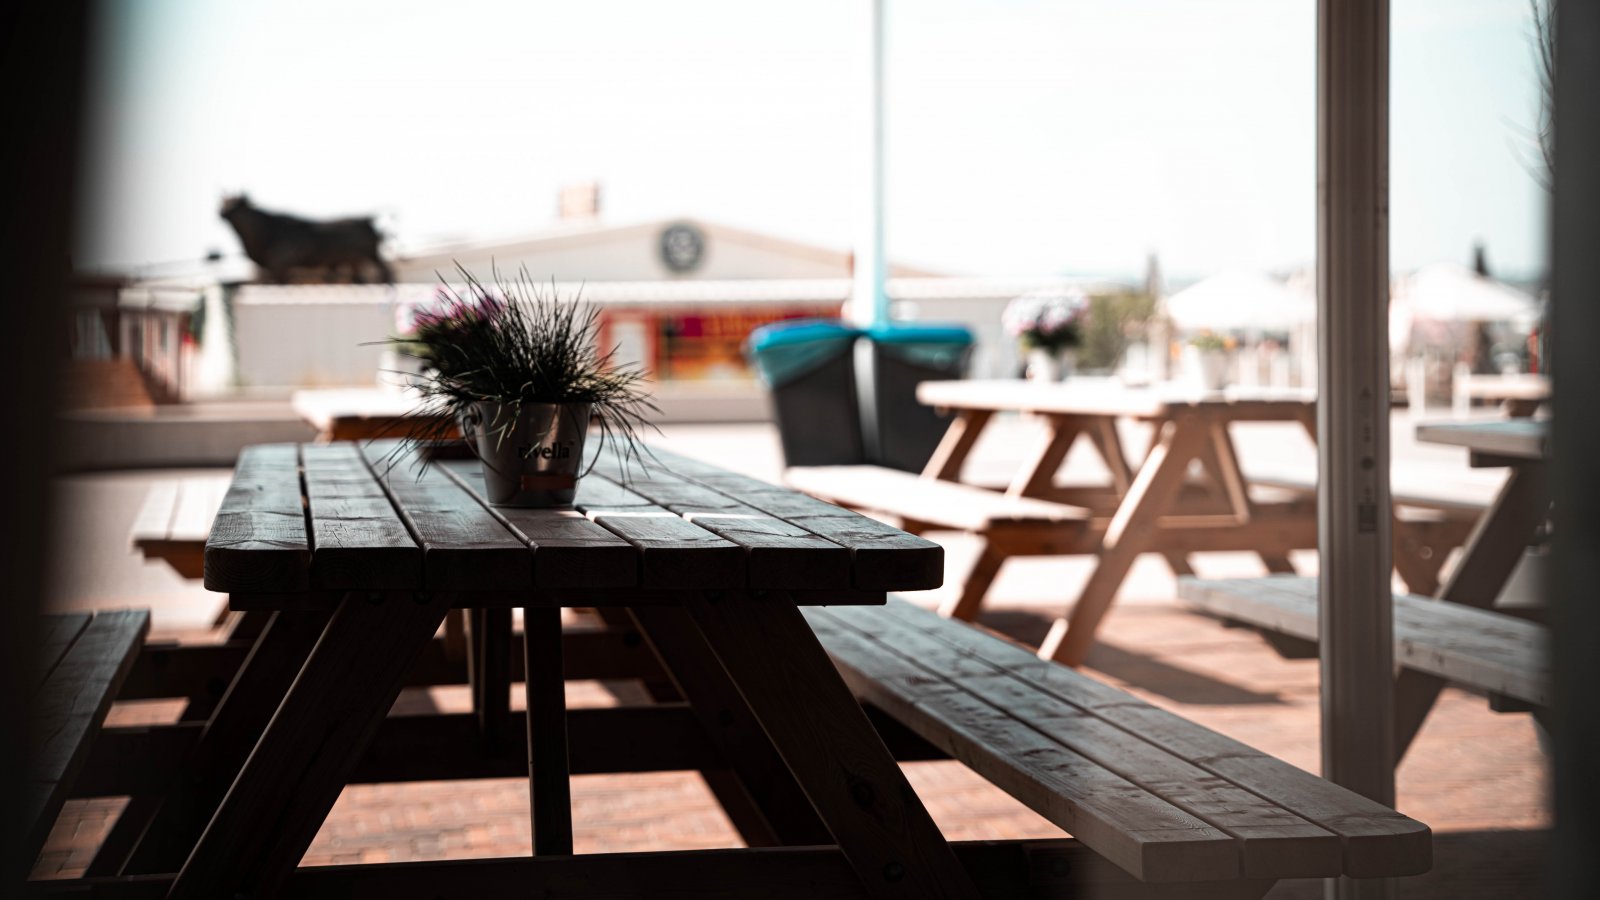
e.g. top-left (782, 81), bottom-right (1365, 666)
top-left (76, 0), bottom-right (1550, 283)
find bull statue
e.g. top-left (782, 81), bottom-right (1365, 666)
top-left (220, 194), bottom-right (393, 284)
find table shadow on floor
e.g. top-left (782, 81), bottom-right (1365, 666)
top-left (974, 609), bottom-right (1285, 706)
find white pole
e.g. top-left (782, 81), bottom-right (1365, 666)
top-left (849, 0), bottom-right (888, 327)
top-left (1318, 2), bottom-right (1395, 898)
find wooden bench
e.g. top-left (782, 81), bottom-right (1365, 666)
top-left (1177, 576), bottom-right (1549, 750)
top-left (25, 610), bottom-right (150, 869)
top-left (130, 475), bottom-right (230, 579)
top-left (805, 598), bottom-right (1431, 893)
top-left (1229, 474), bottom-right (1484, 595)
top-left (784, 465), bottom-right (1092, 618)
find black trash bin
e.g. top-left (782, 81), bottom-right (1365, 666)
top-left (863, 323), bottom-right (975, 472)
top-left (748, 319), bottom-right (867, 467)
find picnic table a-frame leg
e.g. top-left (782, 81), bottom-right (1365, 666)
top-left (686, 592), bottom-right (982, 899)
top-left (166, 590), bottom-right (451, 900)
top-left (1040, 416), bottom-right (1212, 666)
top-left (1392, 461), bottom-right (1551, 761)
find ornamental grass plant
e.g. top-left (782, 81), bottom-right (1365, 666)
top-left (381, 264), bottom-right (657, 475)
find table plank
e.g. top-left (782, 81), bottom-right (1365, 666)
top-left (436, 459), bottom-right (640, 590)
top-left (589, 445), bottom-right (852, 590)
top-left (572, 473), bottom-right (746, 589)
top-left (916, 379), bottom-right (1315, 421)
top-left (621, 445), bottom-right (944, 591)
top-left (1415, 419), bottom-right (1549, 461)
top-left (301, 443), bottom-right (421, 590)
top-left (362, 445), bottom-right (531, 591)
top-left (204, 444), bottom-right (311, 593)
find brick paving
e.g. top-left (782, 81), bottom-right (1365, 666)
top-left (32, 417), bottom-right (1550, 895)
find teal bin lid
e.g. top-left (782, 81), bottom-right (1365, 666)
top-left (749, 319), bottom-right (862, 351)
top-left (747, 319), bottom-right (863, 386)
top-left (865, 323), bottom-right (975, 346)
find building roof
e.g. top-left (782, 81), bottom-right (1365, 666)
top-left (393, 216), bottom-right (942, 278)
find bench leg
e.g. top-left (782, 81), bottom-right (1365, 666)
top-left (599, 605), bottom-right (816, 847)
top-left (1257, 553), bottom-right (1297, 575)
top-left (939, 543), bottom-right (1008, 621)
top-left (687, 593), bottom-right (981, 899)
top-left (1393, 463), bottom-right (1550, 762)
top-left (121, 606), bottom-right (333, 875)
top-left (167, 591), bottom-right (450, 900)
top-left (630, 605), bottom-right (831, 846)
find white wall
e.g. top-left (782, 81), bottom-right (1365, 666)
top-left (232, 287), bottom-right (395, 390)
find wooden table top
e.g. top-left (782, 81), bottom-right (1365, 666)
top-left (204, 440), bottom-right (942, 603)
top-left (1415, 419), bottom-right (1550, 461)
top-left (916, 379), bottom-right (1316, 420)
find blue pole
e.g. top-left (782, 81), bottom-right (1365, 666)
top-left (850, 0), bottom-right (888, 328)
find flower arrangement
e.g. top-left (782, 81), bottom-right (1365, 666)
top-left (1003, 289), bottom-right (1089, 352)
top-left (380, 265), bottom-right (657, 493)
top-left (1187, 331), bottom-right (1236, 353)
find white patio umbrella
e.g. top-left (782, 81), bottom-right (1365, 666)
top-left (1163, 269), bottom-right (1316, 331)
top-left (1392, 262), bottom-right (1540, 324)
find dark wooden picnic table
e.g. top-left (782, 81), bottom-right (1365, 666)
top-left (167, 439), bottom-right (975, 899)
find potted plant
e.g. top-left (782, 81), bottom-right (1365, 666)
top-left (385, 266), bottom-right (655, 507)
top-left (1186, 331), bottom-right (1236, 391)
top-left (1003, 289), bottom-right (1088, 382)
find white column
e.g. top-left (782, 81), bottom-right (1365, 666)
top-left (848, 0), bottom-right (887, 327)
top-left (1317, 2), bottom-right (1395, 898)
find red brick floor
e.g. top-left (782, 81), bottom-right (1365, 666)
top-left (33, 595), bottom-right (1547, 896)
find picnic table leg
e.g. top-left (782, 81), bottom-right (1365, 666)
top-left (939, 543), bottom-right (1008, 621)
top-left (523, 605), bottom-right (573, 855)
top-left (1003, 413), bottom-right (1083, 499)
top-left (687, 593), bottom-right (981, 899)
top-left (1040, 418), bottom-right (1210, 667)
top-left (167, 591), bottom-right (450, 900)
top-left (467, 606), bottom-right (513, 746)
top-left (923, 409), bottom-right (993, 481)
top-left (629, 605), bottom-right (831, 846)
top-left (121, 605), bottom-right (334, 875)
top-left (1393, 463), bottom-right (1551, 760)
top-left (602, 605), bottom-right (799, 847)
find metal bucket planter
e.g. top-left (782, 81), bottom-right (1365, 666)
top-left (463, 401), bottom-right (592, 507)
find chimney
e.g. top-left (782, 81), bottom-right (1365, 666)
top-left (558, 182), bottom-right (601, 221)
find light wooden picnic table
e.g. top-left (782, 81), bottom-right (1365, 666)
top-left (291, 387), bottom-right (459, 442)
top-left (917, 379), bottom-right (1321, 666)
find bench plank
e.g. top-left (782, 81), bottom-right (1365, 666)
top-left (130, 481), bottom-right (180, 545)
top-left (1178, 576), bottom-right (1549, 707)
top-left (859, 598), bottom-right (1430, 880)
top-left (36, 612), bottom-right (92, 693)
top-left (804, 606), bottom-right (1237, 883)
top-left (811, 604), bottom-right (1347, 882)
top-left (844, 595), bottom-right (1433, 877)
top-left (785, 465), bottom-right (1088, 532)
top-left (27, 610), bottom-right (150, 861)
top-left (204, 444), bottom-right (311, 593)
